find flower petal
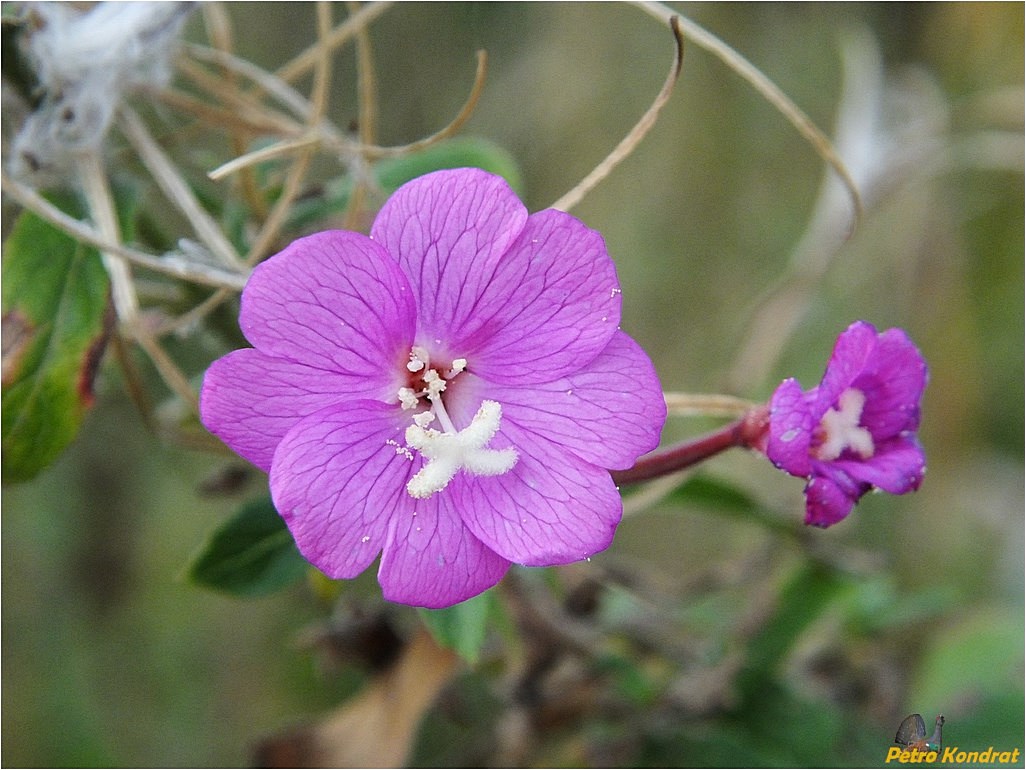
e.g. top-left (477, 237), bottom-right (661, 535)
top-left (269, 400), bottom-right (416, 580)
top-left (453, 208), bottom-right (622, 382)
top-left (854, 327), bottom-right (928, 439)
top-left (201, 349), bottom-right (384, 472)
top-left (378, 495), bottom-right (510, 608)
top-left (240, 230), bottom-right (415, 385)
top-left (803, 474), bottom-right (860, 527)
top-left (369, 167), bottom-right (527, 345)
top-left (452, 424), bottom-right (623, 565)
top-left (768, 378), bottom-right (815, 477)
top-left (813, 321), bottom-right (878, 415)
top-left (370, 168), bottom-right (621, 382)
top-left (484, 331), bottom-right (665, 470)
top-left (832, 437), bottom-right (926, 494)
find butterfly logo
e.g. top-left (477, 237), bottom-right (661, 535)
top-left (894, 713), bottom-right (945, 753)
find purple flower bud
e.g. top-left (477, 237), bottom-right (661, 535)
top-left (766, 321), bottom-right (928, 527)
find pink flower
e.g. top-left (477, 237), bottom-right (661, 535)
top-left (766, 321), bottom-right (927, 527)
top-left (200, 169), bottom-right (666, 607)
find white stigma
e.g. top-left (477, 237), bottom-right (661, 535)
top-left (815, 388), bottom-right (874, 461)
top-left (405, 400), bottom-right (518, 498)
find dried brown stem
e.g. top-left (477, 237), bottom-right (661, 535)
top-left (633, 0), bottom-right (863, 229)
top-left (345, 0), bottom-right (380, 229)
top-left (550, 17), bottom-right (685, 213)
top-left (183, 43), bottom-right (316, 120)
top-left (200, 2), bottom-right (267, 217)
top-left (0, 172), bottom-right (248, 291)
top-left (119, 107), bottom-right (245, 270)
top-left (75, 154), bottom-right (200, 411)
top-left (208, 133), bottom-right (321, 182)
top-left (147, 86), bottom-right (295, 136)
top-left (276, 1), bottom-right (393, 84)
top-left (349, 49), bottom-right (488, 160)
top-left (350, 1), bottom-right (379, 146)
top-left (177, 56), bottom-right (304, 135)
top-left (200, 47), bottom-right (487, 185)
top-left (241, 0), bottom-right (334, 266)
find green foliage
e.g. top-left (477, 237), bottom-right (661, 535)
top-left (419, 587), bottom-right (497, 665)
top-left (908, 607), bottom-right (1025, 721)
top-left (741, 562), bottom-right (849, 689)
top-left (663, 472), bottom-right (801, 538)
top-left (843, 575), bottom-right (956, 635)
top-left (666, 472), bottom-right (760, 512)
top-left (187, 495), bottom-right (309, 597)
top-left (374, 137), bottom-right (523, 195)
top-left (408, 671), bottom-right (504, 767)
top-left (1, 198), bottom-right (112, 482)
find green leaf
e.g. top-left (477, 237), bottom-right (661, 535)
top-left (731, 681), bottom-right (848, 766)
top-left (843, 576), bottom-right (955, 635)
top-left (664, 473), bottom-right (760, 512)
top-left (419, 588), bottom-right (496, 665)
top-left (288, 137), bottom-right (522, 230)
top-left (663, 473), bottom-right (802, 538)
top-left (907, 605), bottom-right (1024, 715)
top-left (737, 561), bottom-right (849, 700)
top-left (373, 136), bottom-right (522, 195)
top-left (2, 197), bottom-right (112, 482)
top-left (187, 496), bottom-right (309, 597)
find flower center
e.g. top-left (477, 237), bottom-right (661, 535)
top-left (813, 387), bottom-right (875, 461)
top-left (396, 346), bottom-right (517, 498)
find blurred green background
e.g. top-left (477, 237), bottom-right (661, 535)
top-left (3, 2), bottom-right (1022, 766)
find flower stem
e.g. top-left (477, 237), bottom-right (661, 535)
top-left (612, 404), bottom-right (770, 486)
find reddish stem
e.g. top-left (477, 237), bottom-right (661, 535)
top-left (612, 404), bottom-right (771, 486)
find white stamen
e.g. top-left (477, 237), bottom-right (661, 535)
top-left (449, 358), bottom-right (467, 375)
top-left (405, 400), bottom-right (518, 498)
top-left (815, 388), bottom-right (875, 460)
top-left (397, 387), bottom-right (419, 410)
top-left (423, 369), bottom-right (447, 399)
top-left (407, 346), bottom-right (429, 372)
